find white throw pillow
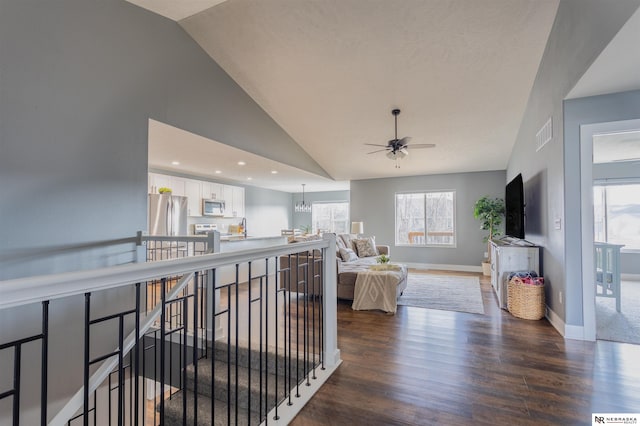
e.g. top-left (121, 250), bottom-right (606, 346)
top-left (339, 248), bottom-right (359, 262)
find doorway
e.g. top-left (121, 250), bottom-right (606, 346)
top-left (580, 119), bottom-right (640, 344)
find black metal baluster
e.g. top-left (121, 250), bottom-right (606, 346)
top-left (320, 250), bottom-right (325, 371)
top-left (235, 264), bottom-right (240, 424)
top-left (287, 254), bottom-right (293, 406)
top-left (248, 262), bottom-right (253, 424)
top-left (193, 272), bottom-right (199, 426)
top-left (211, 268), bottom-right (217, 424)
top-left (305, 252), bottom-right (310, 386)
top-left (41, 300), bottom-right (49, 426)
top-left (227, 280), bottom-right (232, 425)
top-left (118, 315), bottom-right (124, 426)
top-left (274, 258), bottom-right (280, 421)
top-left (13, 344), bottom-right (20, 426)
top-left (134, 283), bottom-right (140, 426)
top-left (182, 296), bottom-right (188, 426)
top-left (83, 293), bottom-right (91, 426)
top-left (312, 256), bottom-right (317, 380)
top-left (263, 260), bottom-right (268, 423)
top-left (159, 278), bottom-right (166, 424)
top-left (295, 255), bottom-right (300, 398)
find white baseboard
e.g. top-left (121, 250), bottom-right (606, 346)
top-left (403, 262), bottom-right (483, 273)
top-left (545, 305), bottom-right (593, 341)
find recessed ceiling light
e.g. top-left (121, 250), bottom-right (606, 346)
top-left (247, 177), bottom-right (252, 181)
top-left (171, 161), bottom-right (180, 165)
top-left (237, 161), bottom-right (246, 166)
top-left (215, 170), bottom-right (222, 174)
top-left (271, 170), bottom-right (278, 174)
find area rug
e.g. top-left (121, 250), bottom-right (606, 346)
top-left (397, 274), bottom-right (485, 315)
top-left (596, 280), bottom-right (640, 345)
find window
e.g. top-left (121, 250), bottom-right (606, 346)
top-left (312, 202), bottom-right (349, 234)
top-left (395, 191), bottom-right (456, 246)
top-left (594, 182), bottom-right (640, 251)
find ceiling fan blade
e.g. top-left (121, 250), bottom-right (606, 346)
top-left (364, 143), bottom-right (389, 147)
top-left (409, 143), bottom-right (436, 149)
top-left (367, 148), bottom-right (389, 154)
top-left (398, 136), bottom-right (412, 146)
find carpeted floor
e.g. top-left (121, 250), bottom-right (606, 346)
top-left (596, 280), bottom-right (640, 345)
top-left (397, 273), bottom-right (485, 315)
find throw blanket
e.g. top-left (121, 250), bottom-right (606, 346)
top-left (352, 271), bottom-right (402, 314)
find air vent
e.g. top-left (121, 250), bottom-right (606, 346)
top-left (536, 117), bottom-right (552, 152)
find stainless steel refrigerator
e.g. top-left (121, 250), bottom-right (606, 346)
top-left (148, 194), bottom-right (188, 236)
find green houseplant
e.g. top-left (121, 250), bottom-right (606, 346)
top-left (473, 196), bottom-right (505, 275)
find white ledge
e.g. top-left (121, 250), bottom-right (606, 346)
top-left (0, 240), bottom-right (329, 311)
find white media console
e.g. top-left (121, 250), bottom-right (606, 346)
top-left (490, 238), bottom-right (540, 309)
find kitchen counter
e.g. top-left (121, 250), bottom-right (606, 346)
top-left (219, 235), bottom-right (287, 252)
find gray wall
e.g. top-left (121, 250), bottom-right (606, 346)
top-left (245, 186), bottom-right (292, 237)
top-left (350, 171), bottom-right (506, 268)
top-left (565, 91), bottom-right (640, 277)
top-left (0, 0), bottom-right (326, 281)
top-left (0, 0), bottom-right (318, 419)
top-left (507, 0), bottom-right (640, 326)
top-left (292, 190), bottom-right (350, 231)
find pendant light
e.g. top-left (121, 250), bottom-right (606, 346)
top-left (295, 184), bottom-right (312, 213)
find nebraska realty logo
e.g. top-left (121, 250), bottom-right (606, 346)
top-left (593, 413), bottom-right (639, 425)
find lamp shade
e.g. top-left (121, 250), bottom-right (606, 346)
top-left (351, 221), bottom-right (364, 235)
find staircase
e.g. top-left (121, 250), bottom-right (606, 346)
top-left (163, 341), bottom-right (317, 425)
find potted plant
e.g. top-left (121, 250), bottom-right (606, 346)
top-left (473, 196), bottom-right (505, 276)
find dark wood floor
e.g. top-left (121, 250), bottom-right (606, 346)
top-left (290, 271), bottom-right (640, 426)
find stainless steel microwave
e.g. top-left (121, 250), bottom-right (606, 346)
top-left (202, 199), bottom-right (225, 216)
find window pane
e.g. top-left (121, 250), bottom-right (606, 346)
top-left (605, 184), bottom-right (640, 250)
top-left (312, 202), bottom-right (349, 234)
top-left (425, 192), bottom-right (455, 245)
top-left (396, 193), bottom-right (425, 245)
top-left (593, 186), bottom-right (606, 242)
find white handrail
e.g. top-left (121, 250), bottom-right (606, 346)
top-left (0, 240), bottom-right (329, 311)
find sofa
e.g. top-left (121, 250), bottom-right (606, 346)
top-left (279, 233), bottom-right (408, 300)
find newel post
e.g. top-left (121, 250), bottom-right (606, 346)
top-left (322, 233), bottom-right (340, 366)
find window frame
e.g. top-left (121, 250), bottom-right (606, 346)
top-left (311, 201), bottom-right (350, 234)
top-left (394, 190), bottom-right (457, 248)
top-left (593, 179), bottom-right (640, 253)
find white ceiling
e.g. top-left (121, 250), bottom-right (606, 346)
top-left (135, 1), bottom-right (640, 192)
top-left (126, 0), bottom-right (226, 21)
top-left (148, 119), bottom-right (350, 192)
top-left (567, 7), bottom-right (640, 99)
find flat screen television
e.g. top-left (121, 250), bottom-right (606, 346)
top-left (505, 173), bottom-right (525, 239)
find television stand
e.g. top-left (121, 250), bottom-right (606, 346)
top-left (490, 239), bottom-right (540, 309)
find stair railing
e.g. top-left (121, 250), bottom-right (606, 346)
top-left (0, 232), bottom-right (339, 426)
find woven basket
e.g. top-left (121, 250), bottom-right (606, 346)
top-left (507, 276), bottom-right (545, 320)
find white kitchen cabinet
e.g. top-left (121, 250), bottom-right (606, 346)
top-left (201, 182), bottom-right (224, 200)
top-left (490, 239), bottom-right (540, 309)
top-left (223, 185), bottom-right (235, 217)
top-left (221, 185), bottom-right (245, 217)
top-left (232, 186), bottom-right (245, 218)
top-left (148, 173), bottom-right (244, 217)
top-left (148, 173), bottom-right (185, 196)
top-left (185, 180), bottom-right (201, 217)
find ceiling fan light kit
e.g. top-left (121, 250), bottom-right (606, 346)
top-left (365, 108), bottom-right (435, 168)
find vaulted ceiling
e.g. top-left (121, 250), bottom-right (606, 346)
top-left (134, 1), bottom-right (564, 188)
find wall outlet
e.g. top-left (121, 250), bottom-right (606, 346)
top-left (559, 291), bottom-right (563, 304)
top-left (483, 251), bottom-right (488, 258)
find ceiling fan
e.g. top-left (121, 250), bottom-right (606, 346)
top-left (366, 109), bottom-right (435, 167)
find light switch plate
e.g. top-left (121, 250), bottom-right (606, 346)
top-left (554, 218), bottom-right (562, 230)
